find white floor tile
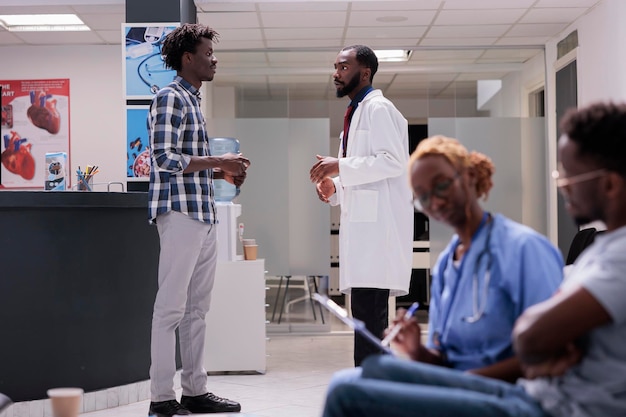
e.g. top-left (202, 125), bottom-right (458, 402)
top-left (79, 333), bottom-right (354, 417)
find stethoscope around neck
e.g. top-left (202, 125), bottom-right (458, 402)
top-left (463, 214), bottom-right (494, 323)
top-left (440, 212), bottom-right (495, 330)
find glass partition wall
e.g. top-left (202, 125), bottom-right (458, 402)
top-left (207, 46), bottom-right (548, 331)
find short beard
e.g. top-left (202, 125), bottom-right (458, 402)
top-left (336, 72), bottom-right (361, 98)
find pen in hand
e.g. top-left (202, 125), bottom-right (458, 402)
top-left (380, 302), bottom-right (419, 347)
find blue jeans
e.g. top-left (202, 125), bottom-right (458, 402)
top-left (322, 355), bottom-right (549, 417)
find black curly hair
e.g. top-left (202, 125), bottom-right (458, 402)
top-left (560, 102), bottom-right (626, 177)
top-left (342, 45), bottom-right (378, 83)
top-left (161, 23), bottom-right (219, 72)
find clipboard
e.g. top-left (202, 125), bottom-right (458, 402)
top-left (313, 293), bottom-right (393, 355)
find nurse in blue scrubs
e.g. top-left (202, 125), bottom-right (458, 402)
top-left (322, 135), bottom-right (564, 417)
top-left (393, 135), bottom-right (563, 381)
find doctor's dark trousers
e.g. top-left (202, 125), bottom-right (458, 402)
top-left (351, 288), bottom-right (390, 366)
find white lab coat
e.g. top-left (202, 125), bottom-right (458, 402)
top-left (329, 89), bottom-right (413, 296)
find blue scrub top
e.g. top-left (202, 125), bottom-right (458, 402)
top-left (426, 213), bottom-right (563, 371)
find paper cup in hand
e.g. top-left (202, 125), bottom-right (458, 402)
top-left (244, 244), bottom-right (258, 260)
top-left (47, 388), bottom-right (83, 417)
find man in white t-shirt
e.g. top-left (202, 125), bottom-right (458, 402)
top-left (513, 101), bottom-right (626, 417)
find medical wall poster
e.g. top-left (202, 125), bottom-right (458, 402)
top-left (123, 23), bottom-right (178, 99)
top-left (126, 106), bottom-right (151, 179)
top-left (0, 79), bottom-right (70, 189)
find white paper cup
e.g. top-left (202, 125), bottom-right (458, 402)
top-left (242, 238), bottom-right (256, 246)
top-left (47, 388), bottom-right (83, 417)
top-left (244, 244), bottom-right (258, 260)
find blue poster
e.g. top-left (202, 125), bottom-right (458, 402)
top-left (124, 24), bottom-right (178, 99)
top-left (126, 107), bottom-right (150, 178)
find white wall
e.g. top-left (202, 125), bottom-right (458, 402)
top-left (574, 0), bottom-right (626, 105)
top-left (541, 0), bottom-right (626, 242)
top-left (0, 44), bottom-right (126, 189)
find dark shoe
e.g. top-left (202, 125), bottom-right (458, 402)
top-left (181, 392), bottom-right (241, 413)
top-left (148, 399), bottom-right (191, 416)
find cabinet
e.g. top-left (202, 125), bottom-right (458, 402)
top-left (203, 259), bottom-right (267, 373)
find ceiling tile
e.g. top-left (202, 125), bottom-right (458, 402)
top-left (443, 0), bottom-right (535, 9)
top-left (507, 23), bottom-right (568, 37)
top-left (259, 1), bottom-right (348, 12)
top-left (481, 48), bottom-right (541, 60)
top-left (520, 8), bottom-right (587, 24)
top-left (198, 12), bottom-right (260, 29)
top-left (216, 40), bottom-right (267, 50)
top-left (342, 38), bottom-right (419, 49)
top-left (455, 72), bottom-right (508, 81)
top-left (79, 13), bottom-right (124, 31)
top-left (0, 5), bottom-right (75, 14)
top-left (535, 0), bottom-right (600, 7)
top-left (196, 2), bottom-right (257, 12)
top-left (428, 25), bottom-right (509, 38)
top-left (266, 50), bottom-right (338, 63)
top-left (265, 39), bottom-right (341, 49)
top-left (495, 36), bottom-right (550, 45)
top-left (435, 9), bottom-right (526, 25)
top-left (72, 4), bottom-right (125, 13)
top-left (349, 10), bottom-right (436, 27)
top-left (97, 29), bottom-right (124, 44)
top-left (394, 73), bottom-right (459, 83)
top-left (211, 28), bottom-right (263, 41)
top-left (346, 26), bottom-right (427, 39)
top-left (351, 1), bottom-right (443, 11)
top-left (264, 28), bottom-right (343, 40)
top-left (420, 37), bottom-right (497, 47)
top-left (0, 31), bottom-right (23, 45)
top-left (15, 30), bottom-right (105, 45)
top-left (261, 11), bottom-right (346, 27)
top-left (409, 49), bottom-right (485, 61)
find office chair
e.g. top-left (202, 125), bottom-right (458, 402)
top-left (566, 227), bottom-right (600, 265)
top-left (0, 392), bottom-right (12, 413)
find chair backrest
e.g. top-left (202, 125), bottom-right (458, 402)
top-left (566, 227), bottom-right (599, 265)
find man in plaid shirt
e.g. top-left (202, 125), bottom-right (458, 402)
top-left (147, 23), bottom-right (250, 417)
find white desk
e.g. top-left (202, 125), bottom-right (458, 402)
top-left (203, 259), bottom-right (266, 373)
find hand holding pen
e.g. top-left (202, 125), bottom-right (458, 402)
top-left (381, 302), bottom-right (420, 347)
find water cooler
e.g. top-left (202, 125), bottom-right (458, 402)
top-left (216, 202), bottom-right (241, 261)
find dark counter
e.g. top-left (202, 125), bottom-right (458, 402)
top-left (0, 191), bottom-right (161, 401)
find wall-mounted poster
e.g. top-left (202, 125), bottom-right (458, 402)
top-left (126, 106), bottom-right (150, 179)
top-left (123, 23), bottom-right (178, 99)
top-left (0, 79), bottom-right (70, 188)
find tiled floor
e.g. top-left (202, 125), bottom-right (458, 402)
top-left (84, 333), bottom-right (353, 417)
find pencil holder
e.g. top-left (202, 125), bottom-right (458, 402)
top-left (76, 175), bottom-right (93, 191)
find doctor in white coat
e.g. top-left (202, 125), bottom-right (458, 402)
top-left (310, 45), bottom-right (413, 366)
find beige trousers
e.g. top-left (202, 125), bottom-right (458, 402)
top-left (150, 211), bottom-right (217, 401)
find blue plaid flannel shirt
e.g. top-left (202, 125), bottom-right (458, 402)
top-left (147, 76), bottom-right (216, 224)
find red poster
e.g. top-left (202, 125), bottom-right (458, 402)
top-left (1, 79), bottom-right (70, 188)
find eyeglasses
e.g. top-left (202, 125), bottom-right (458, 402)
top-left (413, 173), bottom-right (461, 211)
top-left (551, 168), bottom-right (607, 188)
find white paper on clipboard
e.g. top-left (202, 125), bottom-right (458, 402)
top-left (313, 293), bottom-right (393, 355)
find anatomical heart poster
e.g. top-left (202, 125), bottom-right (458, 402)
top-left (0, 79), bottom-right (70, 188)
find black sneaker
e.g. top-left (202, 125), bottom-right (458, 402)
top-left (181, 392), bottom-right (241, 413)
top-left (148, 399), bottom-right (191, 416)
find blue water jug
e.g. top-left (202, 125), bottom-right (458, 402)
top-left (208, 137), bottom-right (241, 202)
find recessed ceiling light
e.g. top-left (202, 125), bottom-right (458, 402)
top-left (374, 49), bottom-right (412, 62)
top-left (376, 16), bottom-right (409, 23)
top-left (0, 14), bottom-right (89, 32)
